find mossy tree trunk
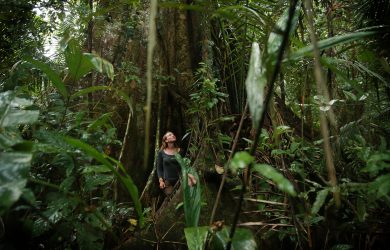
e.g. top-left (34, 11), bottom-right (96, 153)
top-left (104, 2), bottom-right (203, 196)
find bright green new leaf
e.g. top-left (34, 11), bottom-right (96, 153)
top-left (0, 152), bottom-right (32, 214)
top-left (24, 58), bottom-right (68, 98)
top-left (252, 164), bottom-right (296, 196)
top-left (210, 226), bottom-right (257, 250)
top-left (272, 125), bottom-right (292, 140)
top-left (245, 42), bottom-right (266, 129)
top-left (184, 226), bottom-right (209, 250)
top-left (230, 151), bottom-right (254, 174)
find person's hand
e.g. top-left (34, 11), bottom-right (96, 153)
top-left (159, 179), bottom-right (165, 189)
top-left (187, 173), bottom-right (197, 187)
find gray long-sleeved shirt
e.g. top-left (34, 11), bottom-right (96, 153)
top-left (156, 150), bottom-right (184, 182)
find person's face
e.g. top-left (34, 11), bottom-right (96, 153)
top-left (164, 132), bottom-right (176, 143)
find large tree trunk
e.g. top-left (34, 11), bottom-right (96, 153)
top-left (91, 2), bottom-right (159, 192)
top-left (155, 2), bottom-right (202, 137)
top-left (97, 1), bottom-right (203, 199)
top-left (138, 1), bottom-right (204, 207)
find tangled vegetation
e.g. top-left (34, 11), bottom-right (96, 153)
top-left (1, 0), bottom-right (389, 249)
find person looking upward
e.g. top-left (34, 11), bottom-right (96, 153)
top-left (157, 131), bottom-right (183, 195)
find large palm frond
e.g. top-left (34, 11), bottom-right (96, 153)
top-left (347, 0), bottom-right (390, 55)
top-left (210, 0), bottom-right (285, 113)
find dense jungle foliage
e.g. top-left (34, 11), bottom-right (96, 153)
top-left (1, 0), bottom-right (389, 249)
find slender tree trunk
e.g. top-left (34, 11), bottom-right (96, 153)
top-left (280, 72), bottom-right (286, 104)
top-left (87, 0), bottom-right (94, 117)
top-left (326, 0), bottom-right (335, 99)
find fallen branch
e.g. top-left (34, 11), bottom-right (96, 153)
top-left (238, 222), bottom-right (293, 227)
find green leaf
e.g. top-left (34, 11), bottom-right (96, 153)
top-left (82, 165), bottom-right (112, 174)
top-left (71, 86), bottom-right (133, 112)
top-left (65, 40), bottom-right (90, 81)
top-left (288, 31), bottom-right (378, 61)
top-left (88, 112), bottom-right (113, 132)
top-left (325, 57), bottom-right (389, 87)
top-left (0, 152), bottom-right (32, 213)
top-left (24, 58), bottom-right (68, 98)
top-left (356, 198), bottom-right (367, 222)
top-left (252, 164), bottom-right (296, 196)
top-left (44, 194), bottom-right (78, 224)
top-left (60, 176), bottom-right (75, 192)
top-left (362, 152), bottom-right (390, 174)
top-left (176, 154), bottom-right (202, 227)
top-left (51, 153), bottom-right (75, 177)
top-left (84, 174), bottom-right (113, 191)
top-left (371, 173), bottom-right (390, 199)
top-left (329, 244), bottom-right (353, 250)
top-left (32, 217), bottom-right (51, 237)
top-left (65, 39), bottom-right (114, 81)
top-left (21, 188), bottom-right (36, 204)
top-left (267, 2), bottom-right (301, 64)
top-left (245, 42), bottom-right (266, 129)
top-left (0, 129), bottom-right (23, 149)
top-left (343, 90), bottom-right (357, 101)
top-left (64, 137), bottom-right (144, 227)
top-left (114, 89), bottom-right (134, 114)
top-left (210, 226), bottom-right (257, 250)
top-left (0, 92), bottom-right (39, 128)
top-left (1, 110), bottom-right (39, 128)
top-left (352, 60), bottom-right (390, 87)
top-left (311, 189), bottom-right (329, 215)
top-left (290, 142), bottom-right (300, 153)
top-left (84, 53), bottom-right (114, 80)
top-left (70, 86), bottom-right (112, 100)
top-left (184, 226), bottom-right (209, 250)
top-left (272, 125), bottom-right (292, 140)
top-left (271, 149), bottom-right (287, 156)
top-left (75, 222), bottom-right (104, 250)
top-left (230, 151), bottom-right (254, 174)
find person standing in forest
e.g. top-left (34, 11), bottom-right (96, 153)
top-left (157, 131), bottom-right (196, 196)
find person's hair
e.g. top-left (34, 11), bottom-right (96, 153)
top-left (160, 131), bottom-right (179, 150)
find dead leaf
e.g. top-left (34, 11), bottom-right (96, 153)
top-left (215, 164), bottom-right (224, 174)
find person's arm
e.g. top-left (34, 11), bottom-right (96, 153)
top-left (156, 151), bottom-right (165, 189)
